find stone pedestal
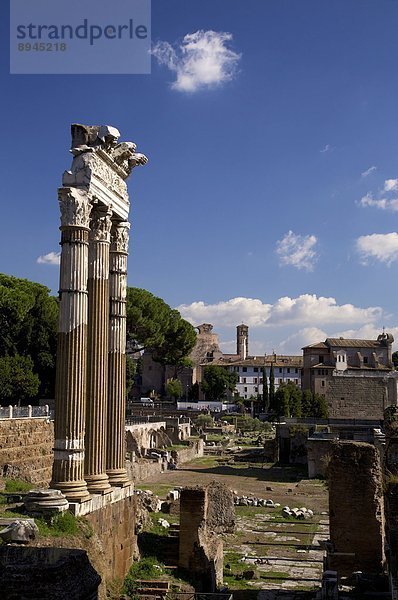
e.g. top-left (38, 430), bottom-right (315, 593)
top-left (84, 207), bottom-right (112, 494)
top-left (51, 188), bottom-right (91, 503)
top-left (106, 221), bottom-right (130, 486)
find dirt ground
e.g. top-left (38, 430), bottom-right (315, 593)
top-left (138, 455), bottom-right (329, 598)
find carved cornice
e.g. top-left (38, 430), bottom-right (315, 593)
top-left (89, 208), bottom-right (112, 242)
top-left (110, 222), bottom-right (130, 254)
top-left (58, 187), bottom-right (91, 229)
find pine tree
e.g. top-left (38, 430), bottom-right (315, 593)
top-left (269, 362), bottom-right (275, 412)
top-left (262, 366), bottom-right (269, 413)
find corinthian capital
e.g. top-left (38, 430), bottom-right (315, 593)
top-left (89, 207), bottom-right (112, 242)
top-left (58, 187), bottom-right (91, 228)
top-left (110, 221), bottom-right (130, 254)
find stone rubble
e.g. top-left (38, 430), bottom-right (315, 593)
top-left (0, 519), bottom-right (38, 543)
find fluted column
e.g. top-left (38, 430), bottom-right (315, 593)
top-left (51, 188), bottom-right (91, 502)
top-left (84, 206), bottom-right (112, 493)
top-left (106, 221), bottom-right (130, 486)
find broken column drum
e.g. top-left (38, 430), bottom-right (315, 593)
top-left (51, 124), bottom-right (147, 501)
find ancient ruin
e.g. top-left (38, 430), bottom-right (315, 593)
top-left (51, 124), bottom-right (147, 501)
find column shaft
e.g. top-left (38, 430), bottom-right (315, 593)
top-left (106, 222), bottom-right (130, 485)
top-left (51, 188), bottom-right (91, 502)
top-left (84, 208), bottom-right (112, 493)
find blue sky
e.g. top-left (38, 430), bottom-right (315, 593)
top-left (2, 0), bottom-right (398, 354)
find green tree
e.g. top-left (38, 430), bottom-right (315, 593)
top-left (126, 288), bottom-right (196, 372)
top-left (0, 274), bottom-right (58, 399)
top-left (201, 365), bottom-right (238, 400)
top-left (312, 393), bottom-right (329, 418)
top-left (166, 378), bottom-right (183, 400)
top-left (0, 355), bottom-right (40, 405)
top-left (269, 363), bottom-right (275, 411)
top-left (126, 355), bottom-right (136, 398)
top-left (301, 389), bottom-right (329, 418)
top-left (285, 382), bottom-right (302, 417)
top-left (188, 381), bottom-right (200, 401)
top-left (274, 385), bottom-right (290, 418)
top-left (393, 351), bottom-right (398, 370)
top-left (262, 367), bottom-right (269, 412)
top-left (301, 389), bottom-right (313, 417)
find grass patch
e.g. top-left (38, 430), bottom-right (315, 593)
top-left (235, 505), bottom-right (270, 517)
top-left (135, 484), bottom-right (173, 498)
top-left (123, 556), bottom-right (165, 597)
top-left (35, 511), bottom-right (80, 537)
top-left (147, 512), bottom-right (179, 536)
top-left (4, 479), bottom-right (33, 493)
top-left (189, 456), bottom-right (218, 467)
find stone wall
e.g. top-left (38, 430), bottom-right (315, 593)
top-left (84, 491), bottom-right (136, 582)
top-left (0, 419), bottom-right (54, 486)
top-left (172, 439), bottom-right (204, 465)
top-left (328, 441), bottom-right (385, 576)
top-left (307, 438), bottom-right (334, 478)
top-left (325, 375), bottom-right (394, 419)
top-left (179, 487), bottom-right (224, 591)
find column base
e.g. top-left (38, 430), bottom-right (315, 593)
top-left (106, 468), bottom-right (131, 487)
top-left (50, 479), bottom-right (91, 503)
top-left (85, 473), bottom-right (113, 495)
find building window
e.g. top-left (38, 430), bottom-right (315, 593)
top-left (295, 379), bottom-right (298, 384)
top-left (244, 387), bottom-right (247, 392)
top-left (279, 368), bottom-right (283, 374)
top-left (364, 357), bottom-right (368, 364)
top-left (254, 367), bottom-right (258, 372)
top-left (242, 377), bottom-right (246, 384)
top-left (254, 378), bottom-right (258, 384)
top-left (318, 369), bottom-right (321, 375)
top-left (254, 387), bottom-right (258, 392)
top-left (279, 378), bottom-right (283, 384)
top-left (148, 366), bottom-right (152, 371)
top-left (243, 367), bottom-right (247, 372)
top-left (287, 368), bottom-right (290, 373)
top-left (319, 356), bottom-right (324, 363)
top-left (321, 380), bottom-right (325, 387)
top-left (295, 368), bottom-right (298, 374)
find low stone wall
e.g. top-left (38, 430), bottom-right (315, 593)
top-left (172, 439), bottom-right (204, 465)
top-left (127, 458), bottom-right (163, 483)
top-left (0, 418), bottom-right (54, 486)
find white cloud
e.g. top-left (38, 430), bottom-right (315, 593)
top-left (358, 192), bottom-right (398, 212)
top-left (37, 251), bottom-right (60, 265)
top-left (276, 231), bottom-right (318, 271)
top-left (361, 165), bottom-right (377, 178)
top-left (152, 30), bottom-right (241, 93)
top-left (177, 294), bottom-right (382, 329)
top-left (320, 144), bottom-right (333, 153)
top-left (280, 327), bottom-right (328, 353)
top-left (384, 179), bottom-right (398, 192)
top-left (356, 232), bottom-right (398, 265)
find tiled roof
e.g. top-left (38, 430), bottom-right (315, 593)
top-left (325, 338), bottom-right (382, 348)
top-left (302, 342), bottom-right (328, 349)
top-left (203, 355), bottom-right (303, 368)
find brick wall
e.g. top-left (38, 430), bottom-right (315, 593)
top-left (0, 419), bottom-right (54, 486)
top-left (328, 441), bottom-right (385, 576)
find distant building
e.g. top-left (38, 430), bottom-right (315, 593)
top-left (139, 323), bottom-right (302, 400)
top-left (198, 323), bottom-right (302, 400)
top-left (302, 333), bottom-right (398, 419)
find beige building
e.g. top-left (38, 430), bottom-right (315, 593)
top-left (302, 333), bottom-right (397, 418)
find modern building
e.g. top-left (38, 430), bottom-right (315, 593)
top-left (302, 333), bottom-right (398, 418)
